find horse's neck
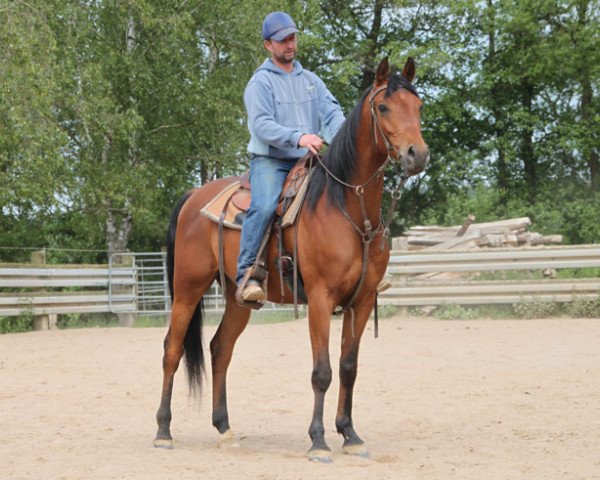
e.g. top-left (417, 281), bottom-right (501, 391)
top-left (344, 149), bottom-right (387, 229)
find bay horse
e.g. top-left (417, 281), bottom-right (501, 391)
top-left (154, 57), bottom-right (429, 462)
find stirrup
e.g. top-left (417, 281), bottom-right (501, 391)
top-left (240, 280), bottom-right (266, 303)
top-left (235, 268), bottom-right (267, 310)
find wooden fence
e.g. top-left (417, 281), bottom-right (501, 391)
top-left (1, 245), bottom-right (600, 325)
top-left (0, 266), bottom-right (135, 317)
top-left (379, 244), bottom-right (600, 306)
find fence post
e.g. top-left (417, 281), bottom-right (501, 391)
top-left (113, 254), bottom-right (136, 327)
top-left (31, 249), bottom-right (57, 331)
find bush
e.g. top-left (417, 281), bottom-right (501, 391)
top-left (433, 304), bottom-right (480, 320)
top-left (567, 298), bottom-right (600, 318)
top-left (57, 312), bottom-right (119, 329)
top-left (512, 301), bottom-right (560, 319)
top-left (0, 313), bottom-right (34, 333)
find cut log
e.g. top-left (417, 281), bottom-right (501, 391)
top-left (456, 214), bottom-right (476, 237)
top-left (531, 234), bottom-right (563, 245)
top-left (391, 236), bottom-right (409, 251)
top-left (406, 234), bottom-right (459, 246)
top-left (479, 233), bottom-right (519, 247)
top-left (407, 217), bottom-right (531, 235)
top-left (426, 233), bottom-right (480, 251)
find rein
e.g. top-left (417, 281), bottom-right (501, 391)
top-left (314, 82), bottom-right (410, 336)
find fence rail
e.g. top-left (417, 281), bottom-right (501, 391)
top-left (1, 245), bottom-right (600, 321)
top-left (379, 278), bottom-right (600, 306)
top-left (0, 266), bottom-right (136, 316)
top-left (388, 245), bottom-right (600, 274)
top-left (0, 292), bottom-right (135, 316)
top-left (382, 245), bottom-right (600, 307)
top-left (0, 267), bottom-right (135, 288)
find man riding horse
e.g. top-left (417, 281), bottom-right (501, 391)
top-left (154, 11), bottom-right (428, 461)
top-left (235, 11), bottom-right (347, 303)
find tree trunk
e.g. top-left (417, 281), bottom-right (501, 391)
top-left (486, 0), bottom-right (510, 193)
top-left (104, 13), bottom-right (137, 256)
top-left (582, 72), bottom-right (599, 192)
top-left (577, 0), bottom-right (599, 192)
top-left (106, 206), bottom-right (133, 256)
top-left (520, 78), bottom-right (536, 201)
top-left (359, 0), bottom-right (384, 91)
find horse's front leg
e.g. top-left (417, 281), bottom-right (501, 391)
top-left (306, 298), bottom-right (334, 463)
top-left (335, 293), bottom-right (376, 458)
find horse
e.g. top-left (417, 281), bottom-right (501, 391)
top-left (153, 57), bottom-right (429, 462)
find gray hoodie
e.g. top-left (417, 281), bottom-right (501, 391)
top-left (244, 59), bottom-right (345, 159)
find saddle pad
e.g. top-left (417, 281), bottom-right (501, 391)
top-left (199, 181), bottom-right (245, 230)
top-left (199, 169), bottom-right (312, 231)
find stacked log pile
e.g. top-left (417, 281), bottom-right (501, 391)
top-left (392, 216), bottom-right (562, 251)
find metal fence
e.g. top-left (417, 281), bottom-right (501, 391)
top-left (379, 244), bottom-right (600, 306)
top-left (109, 253), bottom-right (169, 315)
top-left (2, 245), bottom-right (600, 319)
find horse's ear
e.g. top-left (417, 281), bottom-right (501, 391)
top-left (375, 57), bottom-right (390, 85)
top-left (403, 57), bottom-right (415, 83)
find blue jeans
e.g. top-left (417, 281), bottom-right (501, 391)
top-left (236, 156), bottom-right (296, 285)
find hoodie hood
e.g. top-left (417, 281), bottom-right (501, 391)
top-left (257, 58), bottom-right (304, 75)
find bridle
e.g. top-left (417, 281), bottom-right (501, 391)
top-left (312, 80), bottom-right (417, 333)
top-left (368, 84), bottom-right (403, 167)
top-left (314, 80), bottom-right (412, 244)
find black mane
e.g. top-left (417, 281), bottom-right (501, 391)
top-left (306, 69), bottom-right (417, 211)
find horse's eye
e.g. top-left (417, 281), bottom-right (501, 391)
top-left (378, 104), bottom-right (388, 113)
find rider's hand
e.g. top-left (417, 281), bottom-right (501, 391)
top-left (298, 134), bottom-right (323, 154)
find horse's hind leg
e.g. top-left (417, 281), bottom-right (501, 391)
top-left (154, 275), bottom-right (214, 449)
top-left (335, 295), bottom-right (375, 458)
top-left (210, 278), bottom-right (251, 447)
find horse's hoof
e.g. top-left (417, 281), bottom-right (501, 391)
top-left (308, 448), bottom-right (333, 463)
top-left (153, 438), bottom-right (174, 449)
top-left (217, 429), bottom-right (240, 449)
top-left (342, 443), bottom-right (370, 459)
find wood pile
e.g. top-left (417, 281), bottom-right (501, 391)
top-left (392, 215), bottom-right (562, 251)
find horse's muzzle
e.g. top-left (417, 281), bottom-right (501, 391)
top-left (400, 143), bottom-right (429, 176)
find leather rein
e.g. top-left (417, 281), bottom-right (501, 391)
top-left (313, 82), bottom-right (411, 336)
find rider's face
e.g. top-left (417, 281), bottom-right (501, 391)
top-left (264, 34), bottom-right (297, 65)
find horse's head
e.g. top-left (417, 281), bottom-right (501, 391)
top-left (368, 57), bottom-right (429, 176)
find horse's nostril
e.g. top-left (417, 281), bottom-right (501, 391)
top-left (408, 145), bottom-right (416, 158)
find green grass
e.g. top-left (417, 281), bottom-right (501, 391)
top-left (556, 267), bottom-right (600, 279)
top-left (472, 270), bottom-right (544, 281)
top-left (57, 312), bottom-right (120, 329)
top-left (0, 313), bottom-right (34, 333)
top-left (410, 297), bottom-right (600, 320)
top-left (472, 267), bottom-right (600, 281)
top-left (205, 308), bottom-right (305, 325)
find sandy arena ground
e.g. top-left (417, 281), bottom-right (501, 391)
top-left (1, 316), bottom-right (599, 480)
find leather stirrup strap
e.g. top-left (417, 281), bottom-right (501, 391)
top-left (218, 192), bottom-right (237, 298)
top-left (292, 154), bottom-right (314, 319)
top-left (276, 220), bottom-right (285, 303)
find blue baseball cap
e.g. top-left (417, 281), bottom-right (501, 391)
top-left (262, 12), bottom-right (298, 41)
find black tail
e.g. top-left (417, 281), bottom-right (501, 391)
top-left (166, 191), bottom-right (204, 395)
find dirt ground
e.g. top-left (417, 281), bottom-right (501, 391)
top-left (1, 316), bottom-right (599, 480)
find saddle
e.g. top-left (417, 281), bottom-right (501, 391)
top-left (200, 155), bottom-right (313, 230)
top-left (200, 155), bottom-right (314, 311)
